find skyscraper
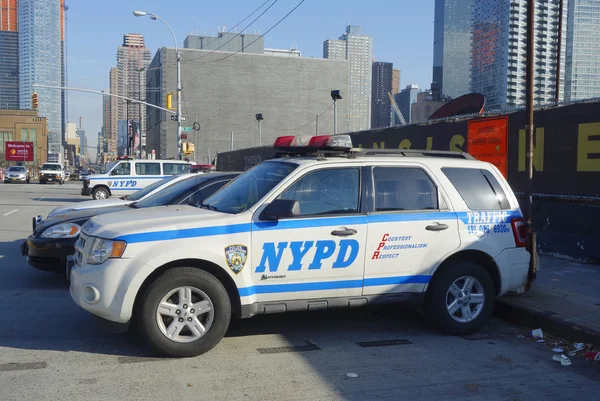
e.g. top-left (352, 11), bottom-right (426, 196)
top-left (116, 33), bottom-right (151, 133)
top-left (371, 61), bottom-right (393, 129)
top-left (392, 68), bottom-right (401, 94)
top-left (394, 84), bottom-right (419, 125)
top-left (432, 0), bottom-right (473, 100)
top-left (565, 0), bottom-right (600, 101)
top-left (19, 0), bottom-right (64, 154)
top-left (106, 67), bottom-right (119, 156)
top-left (0, 0), bottom-right (19, 109)
top-left (471, 0), bottom-right (566, 110)
top-left (324, 25), bottom-right (373, 132)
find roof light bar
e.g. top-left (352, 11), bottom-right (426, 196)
top-left (273, 134), bottom-right (353, 151)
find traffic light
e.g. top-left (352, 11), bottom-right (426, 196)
top-left (181, 142), bottom-right (194, 155)
top-left (166, 93), bottom-right (175, 110)
top-left (187, 143), bottom-right (195, 153)
top-left (32, 92), bottom-right (39, 110)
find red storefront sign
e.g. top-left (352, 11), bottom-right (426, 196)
top-left (4, 141), bottom-right (34, 162)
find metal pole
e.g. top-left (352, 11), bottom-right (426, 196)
top-left (258, 120), bottom-right (262, 146)
top-left (526, 0), bottom-right (538, 288)
top-left (230, 131), bottom-right (233, 151)
top-left (315, 114), bottom-right (318, 135)
top-left (555, 0), bottom-right (564, 104)
top-left (139, 68), bottom-right (143, 158)
top-left (333, 99), bottom-right (338, 135)
top-left (126, 100), bottom-right (130, 157)
top-left (176, 49), bottom-right (182, 160)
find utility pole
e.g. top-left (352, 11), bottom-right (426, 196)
top-left (555, 0), bottom-right (564, 104)
top-left (230, 131), bottom-right (234, 151)
top-left (315, 114), bottom-right (319, 135)
top-left (176, 49), bottom-right (182, 160)
top-left (526, 0), bottom-right (538, 288)
top-left (138, 67), bottom-right (144, 158)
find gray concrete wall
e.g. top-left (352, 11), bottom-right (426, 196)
top-left (146, 48), bottom-right (349, 160)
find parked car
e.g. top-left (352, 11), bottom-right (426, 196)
top-left (22, 172), bottom-right (239, 274)
top-left (65, 171), bottom-right (71, 180)
top-left (47, 173), bottom-right (201, 219)
top-left (69, 134), bottom-right (531, 357)
top-left (79, 171), bottom-right (90, 181)
top-left (82, 159), bottom-right (193, 200)
top-left (4, 166), bottom-right (30, 184)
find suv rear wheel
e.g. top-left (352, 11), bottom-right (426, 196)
top-left (426, 261), bottom-right (496, 335)
top-left (135, 267), bottom-right (231, 358)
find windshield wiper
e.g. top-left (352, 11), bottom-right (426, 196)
top-left (198, 201), bottom-right (219, 212)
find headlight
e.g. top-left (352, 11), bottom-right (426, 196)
top-left (41, 223), bottom-right (81, 238)
top-left (87, 237), bottom-right (126, 265)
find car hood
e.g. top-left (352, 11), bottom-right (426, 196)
top-left (82, 205), bottom-right (237, 242)
top-left (40, 170), bottom-right (62, 174)
top-left (48, 198), bottom-right (133, 218)
top-left (35, 205), bottom-right (132, 236)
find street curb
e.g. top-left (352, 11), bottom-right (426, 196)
top-left (494, 298), bottom-right (600, 345)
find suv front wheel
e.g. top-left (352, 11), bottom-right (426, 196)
top-left (136, 267), bottom-right (231, 358)
top-left (426, 261), bottom-right (496, 335)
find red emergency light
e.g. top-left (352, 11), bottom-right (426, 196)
top-left (273, 134), bottom-right (353, 151)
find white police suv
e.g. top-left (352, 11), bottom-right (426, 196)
top-left (70, 134), bottom-right (531, 357)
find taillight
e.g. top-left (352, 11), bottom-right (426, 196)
top-left (511, 217), bottom-right (528, 247)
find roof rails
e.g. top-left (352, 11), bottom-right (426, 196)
top-left (355, 148), bottom-right (475, 160)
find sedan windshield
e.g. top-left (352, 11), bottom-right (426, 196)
top-left (201, 161), bottom-right (297, 214)
top-left (125, 175), bottom-right (182, 201)
top-left (134, 175), bottom-right (201, 208)
top-left (8, 167), bottom-right (25, 172)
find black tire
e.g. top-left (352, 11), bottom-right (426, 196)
top-left (135, 267), bottom-right (231, 358)
top-left (92, 187), bottom-right (109, 200)
top-left (425, 261), bottom-right (496, 335)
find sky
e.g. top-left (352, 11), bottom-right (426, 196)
top-left (66, 0), bottom-right (435, 158)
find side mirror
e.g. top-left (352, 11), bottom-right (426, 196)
top-left (261, 199), bottom-right (300, 221)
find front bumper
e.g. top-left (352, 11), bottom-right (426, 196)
top-left (81, 180), bottom-right (92, 196)
top-left (70, 257), bottom-right (150, 324)
top-left (4, 176), bottom-right (27, 182)
top-left (40, 174), bottom-right (61, 182)
top-left (22, 235), bottom-right (77, 272)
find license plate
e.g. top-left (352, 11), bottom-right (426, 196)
top-left (48, 179), bottom-right (53, 181)
top-left (12, 178), bottom-right (17, 181)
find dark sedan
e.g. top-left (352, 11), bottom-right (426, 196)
top-left (21, 172), bottom-right (239, 273)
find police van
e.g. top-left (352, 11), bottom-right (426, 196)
top-left (82, 158), bottom-right (192, 200)
top-left (70, 135), bottom-right (531, 357)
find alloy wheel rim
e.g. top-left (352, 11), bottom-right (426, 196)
top-left (155, 286), bottom-right (215, 343)
top-left (445, 276), bottom-right (485, 323)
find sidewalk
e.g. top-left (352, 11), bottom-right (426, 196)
top-left (495, 255), bottom-right (600, 344)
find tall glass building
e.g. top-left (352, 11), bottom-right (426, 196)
top-left (471, 0), bottom-right (567, 110)
top-left (324, 25), bottom-right (373, 133)
top-left (0, 0), bottom-right (19, 109)
top-left (19, 0), bottom-right (63, 154)
top-left (565, 0), bottom-right (600, 101)
top-left (431, 0), bottom-right (474, 100)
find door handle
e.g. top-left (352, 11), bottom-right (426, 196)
top-left (331, 227), bottom-right (357, 237)
top-left (426, 222), bottom-right (449, 231)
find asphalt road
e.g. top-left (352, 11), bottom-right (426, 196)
top-left (0, 181), bottom-right (598, 401)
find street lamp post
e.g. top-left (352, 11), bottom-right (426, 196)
top-left (255, 113), bottom-right (263, 146)
top-left (330, 90), bottom-right (343, 135)
top-left (134, 10), bottom-right (182, 160)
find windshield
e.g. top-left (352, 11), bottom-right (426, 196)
top-left (202, 161), bottom-right (297, 214)
top-left (8, 167), bottom-right (25, 172)
top-left (134, 175), bottom-right (205, 208)
top-left (126, 175), bottom-right (183, 201)
top-left (102, 161), bottom-right (117, 174)
top-left (41, 164), bottom-right (61, 171)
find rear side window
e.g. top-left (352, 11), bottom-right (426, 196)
top-left (373, 167), bottom-right (438, 211)
top-left (442, 167), bottom-right (510, 210)
top-left (135, 162), bottom-right (161, 175)
top-left (163, 163), bottom-right (190, 175)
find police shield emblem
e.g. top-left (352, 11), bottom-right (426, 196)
top-left (225, 245), bottom-right (248, 274)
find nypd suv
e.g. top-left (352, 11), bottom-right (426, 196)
top-left (70, 135), bottom-right (531, 357)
